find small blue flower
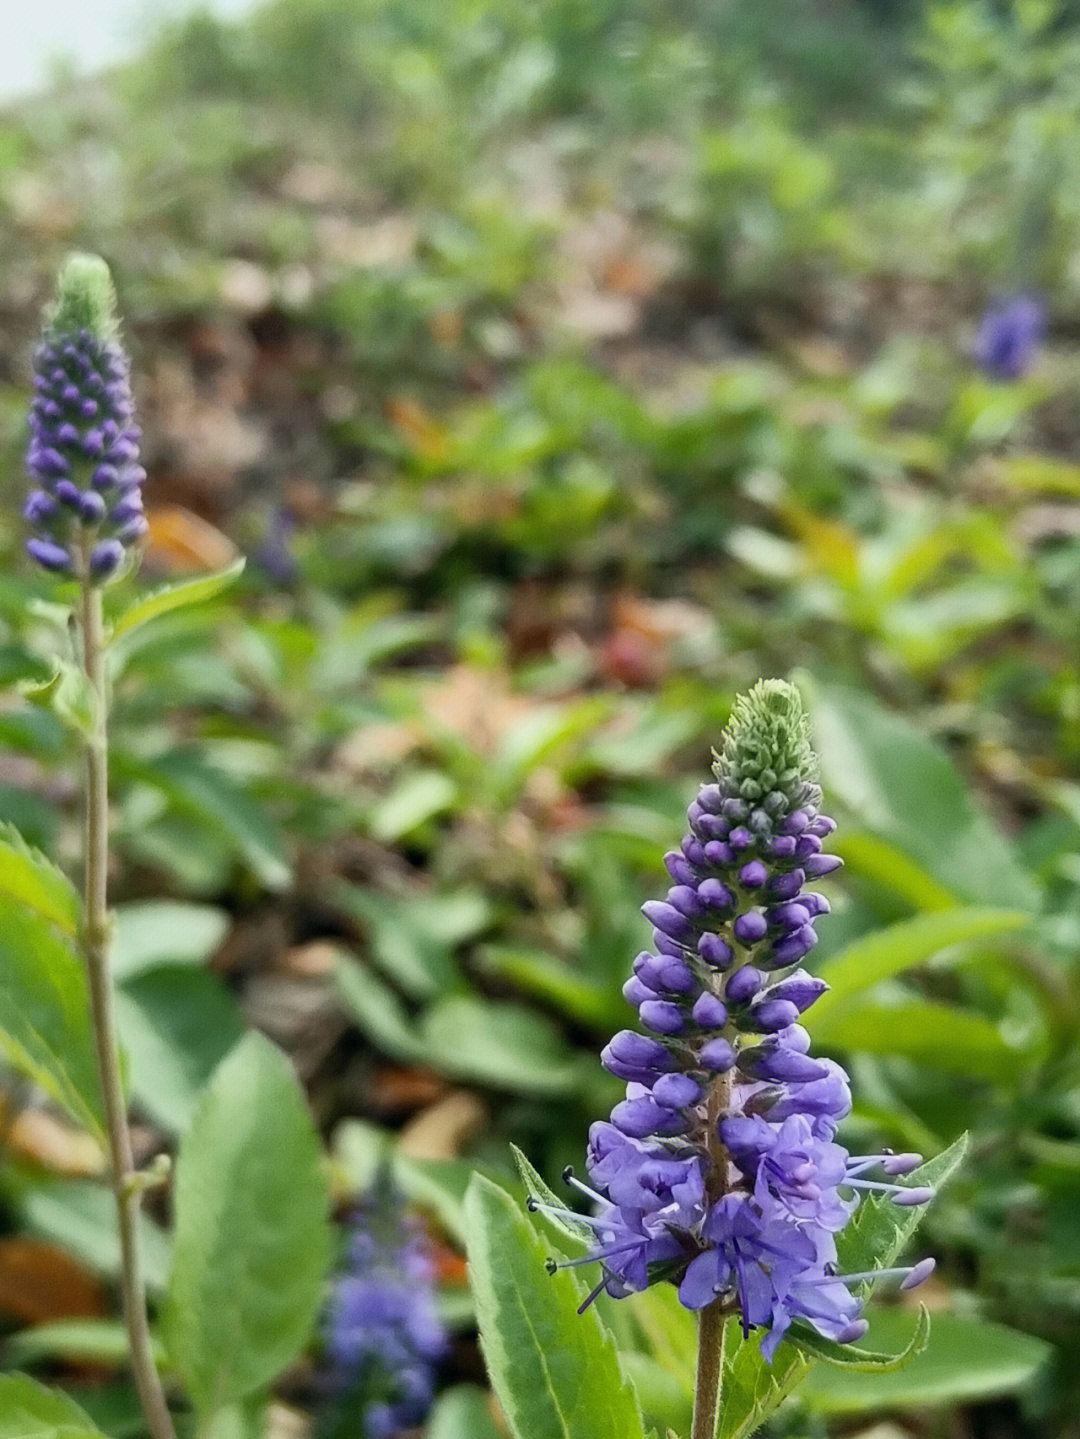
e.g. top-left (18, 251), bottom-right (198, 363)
top-left (974, 295), bottom-right (1044, 381)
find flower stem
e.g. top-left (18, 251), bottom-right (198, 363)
top-left (77, 575), bottom-right (177, 1439)
top-left (691, 1301), bottom-right (727, 1439)
top-left (691, 1063), bottom-right (733, 1439)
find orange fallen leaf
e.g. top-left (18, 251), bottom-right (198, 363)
top-left (0, 1239), bottom-right (106, 1325)
top-left (145, 506), bottom-right (238, 575)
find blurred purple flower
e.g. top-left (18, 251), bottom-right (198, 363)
top-left (974, 295), bottom-right (1044, 381)
top-left (322, 1198), bottom-right (448, 1438)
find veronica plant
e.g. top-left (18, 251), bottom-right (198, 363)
top-left (0, 256), bottom-right (331, 1439)
top-left (319, 1188), bottom-right (448, 1439)
top-left (465, 681), bottom-right (963, 1439)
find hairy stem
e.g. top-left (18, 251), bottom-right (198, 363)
top-left (691, 1066), bottom-right (733, 1439)
top-left (78, 576), bottom-right (177, 1439)
top-left (692, 1301), bottom-right (727, 1439)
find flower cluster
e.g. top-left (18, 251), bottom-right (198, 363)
top-left (974, 294), bottom-right (1044, 381)
top-left (543, 681), bottom-right (933, 1360)
top-left (323, 1199), bottom-right (448, 1439)
top-left (25, 254), bottom-right (147, 582)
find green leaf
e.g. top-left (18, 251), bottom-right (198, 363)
top-left (810, 683), bottom-right (1037, 909)
top-left (427, 1385), bottom-right (503, 1439)
top-left (836, 1134), bottom-right (968, 1278)
top-left (19, 659), bottom-right (98, 739)
top-left (463, 1174), bottom-right (648, 1439)
top-left (110, 557), bottom-right (245, 641)
top-left (813, 1001), bottom-right (1026, 1079)
top-left (717, 1326), bottom-right (809, 1439)
top-left (802, 1311), bottom-right (1051, 1413)
top-left (510, 1143), bottom-right (596, 1246)
top-left (368, 768), bottom-right (459, 843)
top-left (786, 1303), bottom-right (930, 1370)
top-left (0, 1374), bottom-right (104, 1438)
top-left (420, 996), bottom-right (577, 1095)
top-left (18, 1179), bottom-right (171, 1292)
top-left (117, 964), bottom-right (246, 1133)
top-left (0, 904), bottom-right (103, 1135)
top-left (0, 824), bottom-right (80, 934)
top-left (812, 907), bottom-right (1030, 1023)
top-left (619, 1355), bottom-right (693, 1438)
top-left (111, 901), bottom-right (230, 981)
top-left (334, 956), bottom-right (428, 1064)
top-left (4, 1318), bottom-right (166, 1371)
top-left (119, 750), bottom-right (290, 890)
top-left (163, 1032), bottom-right (332, 1414)
top-left (335, 886), bottom-right (489, 999)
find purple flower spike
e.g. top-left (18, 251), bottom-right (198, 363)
top-left (554, 680), bottom-right (935, 1365)
top-left (25, 254), bottom-right (145, 584)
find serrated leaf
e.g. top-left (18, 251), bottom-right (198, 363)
top-left (0, 823), bottom-right (80, 934)
top-left (786, 1303), bottom-right (930, 1370)
top-left (0, 1374), bottom-right (104, 1438)
top-left (802, 1310), bottom-right (1051, 1413)
top-left (812, 907), bottom-right (1030, 1022)
top-left (162, 1032), bottom-right (331, 1414)
top-left (109, 557), bottom-right (245, 641)
top-left (510, 1143), bottom-right (596, 1246)
top-left (717, 1326), bottom-right (809, 1439)
top-left (464, 1174), bottom-right (647, 1439)
top-left (0, 905), bottom-right (103, 1136)
top-left (836, 1134), bottom-right (968, 1278)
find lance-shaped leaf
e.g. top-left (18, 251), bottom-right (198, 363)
top-left (110, 556), bottom-right (245, 641)
top-left (0, 823), bottom-right (80, 934)
top-left (163, 1032), bottom-right (331, 1416)
top-left (464, 1174), bottom-right (647, 1439)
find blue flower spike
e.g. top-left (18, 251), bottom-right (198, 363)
top-left (25, 254), bottom-right (146, 583)
top-left (553, 680), bottom-right (934, 1360)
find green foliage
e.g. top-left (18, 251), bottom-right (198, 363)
top-left (0, 823), bottom-right (80, 934)
top-left (463, 1174), bottom-right (647, 1439)
top-left (0, 1375), bottom-right (105, 1439)
top-left (0, 904), bottom-right (103, 1136)
top-left (427, 1386), bottom-right (504, 1439)
top-left (802, 1311), bottom-right (1051, 1413)
top-left (162, 1033), bottom-right (331, 1418)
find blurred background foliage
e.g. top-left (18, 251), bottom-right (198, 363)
top-left (4, 0), bottom-right (1080, 1434)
